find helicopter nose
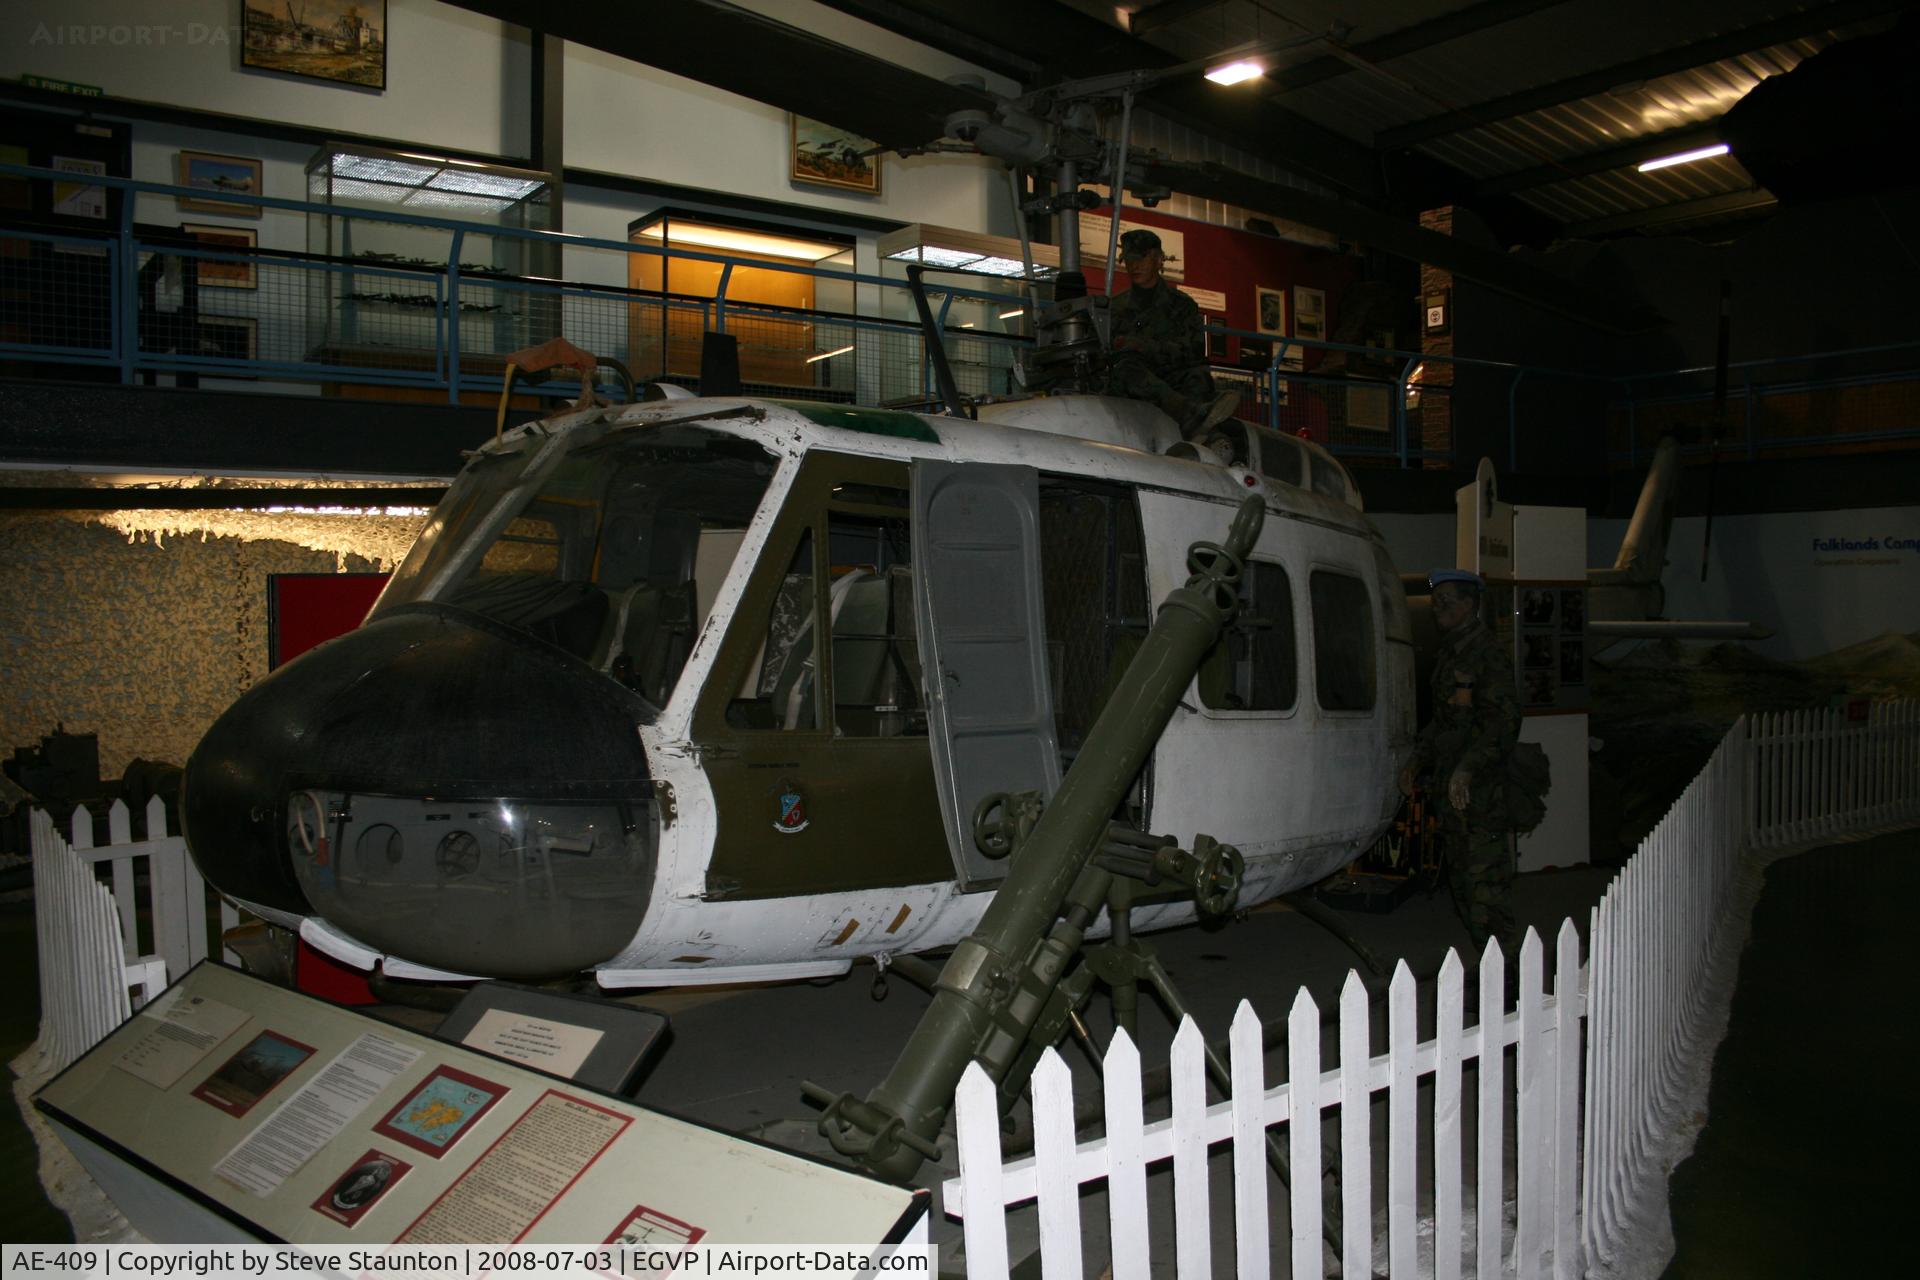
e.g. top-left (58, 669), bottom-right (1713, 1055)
top-left (182, 604), bottom-right (656, 979)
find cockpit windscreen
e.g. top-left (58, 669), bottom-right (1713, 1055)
top-left (375, 426), bottom-right (778, 711)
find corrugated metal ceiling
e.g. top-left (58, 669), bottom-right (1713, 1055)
top-left (1097, 0), bottom-right (1900, 235)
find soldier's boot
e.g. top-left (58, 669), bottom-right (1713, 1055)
top-left (1180, 389), bottom-right (1242, 442)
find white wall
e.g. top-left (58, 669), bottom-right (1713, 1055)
top-left (560, 0), bottom-right (1013, 233)
top-left (19, 0), bottom-right (530, 157)
top-left (23, 0), bottom-right (1012, 236)
top-left (1592, 506), bottom-right (1920, 662)
top-left (26, 0), bottom-right (1017, 361)
top-left (1376, 505), bottom-right (1920, 661)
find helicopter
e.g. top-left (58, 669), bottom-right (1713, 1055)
top-left (181, 385), bottom-right (1415, 985)
top-left (179, 2), bottom-right (1730, 992)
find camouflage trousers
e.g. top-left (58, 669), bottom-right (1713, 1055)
top-left (1105, 355), bottom-right (1214, 425)
top-left (1443, 826), bottom-right (1518, 958)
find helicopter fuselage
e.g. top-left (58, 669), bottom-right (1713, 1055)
top-left (180, 393), bottom-right (1415, 987)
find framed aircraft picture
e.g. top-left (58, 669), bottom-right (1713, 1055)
top-left (176, 152), bottom-right (263, 218)
top-left (790, 115), bottom-right (882, 196)
top-left (242, 1), bottom-right (388, 90)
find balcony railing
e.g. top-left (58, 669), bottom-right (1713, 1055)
top-left (5, 164), bottom-right (1913, 470)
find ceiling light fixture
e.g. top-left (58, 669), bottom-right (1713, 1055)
top-left (633, 221), bottom-right (846, 262)
top-left (1637, 143), bottom-right (1730, 173)
top-left (998, 308), bottom-right (1025, 320)
top-left (1204, 59), bottom-right (1264, 86)
top-left (805, 345), bottom-right (855, 364)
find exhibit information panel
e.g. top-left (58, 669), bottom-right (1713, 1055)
top-left (36, 964), bottom-right (925, 1246)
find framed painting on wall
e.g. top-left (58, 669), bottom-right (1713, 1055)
top-left (1255, 286), bottom-right (1286, 337)
top-left (176, 152), bottom-right (263, 218)
top-left (1289, 284), bottom-right (1327, 371)
top-left (242, 1), bottom-right (387, 90)
top-left (790, 116), bottom-right (881, 195)
top-left (181, 224), bottom-right (257, 289)
top-left (1293, 285), bottom-right (1327, 343)
top-left (197, 316), bottom-right (258, 364)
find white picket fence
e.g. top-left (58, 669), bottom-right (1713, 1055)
top-left (27, 797), bottom-right (237, 1074)
top-left (947, 700), bottom-right (1920, 1279)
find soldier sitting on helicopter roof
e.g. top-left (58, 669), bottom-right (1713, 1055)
top-left (1106, 228), bottom-right (1241, 445)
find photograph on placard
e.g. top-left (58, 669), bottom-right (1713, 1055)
top-left (313, 1149), bottom-right (412, 1226)
top-left (191, 1029), bottom-right (315, 1117)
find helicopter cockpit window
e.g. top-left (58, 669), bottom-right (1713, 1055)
top-left (381, 426), bottom-right (776, 712)
top-left (1199, 560), bottom-right (1297, 712)
top-left (1310, 568), bottom-right (1376, 711)
top-left (376, 446), bottom-right (541, 611)
top-left (1254, 429), bottom-right (1303, 489)
top-left (1309, 452), bottom-right (1351, 503)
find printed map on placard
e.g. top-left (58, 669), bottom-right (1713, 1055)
top-left (373, 1066), bottom-right (506, 1157)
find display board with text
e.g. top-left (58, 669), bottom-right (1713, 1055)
top-left (37, 964), bottom-right (925, 1246)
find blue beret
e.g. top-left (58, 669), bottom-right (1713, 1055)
top-left (1429, 569), bottom-right (1484, 589)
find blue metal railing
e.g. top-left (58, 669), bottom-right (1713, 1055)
top-left (1609, 340), bottom-right (1920, 466)
top-left (4, 163), bottom-right (1913, 470)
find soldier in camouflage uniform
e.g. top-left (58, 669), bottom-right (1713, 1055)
top-left (1105, 229), bottom-right (1239, 440)
top-left (1398, 569), bottom-right (1523, 956)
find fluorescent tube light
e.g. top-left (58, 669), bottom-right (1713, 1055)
top-left (1205, 60), bottom-right (1264, 86)
top-left (806, 345), bottom-right (855, 364)
top-left (999, 308), bottom-right (1025, 320)
top-left (1637, 143), bottom-right (1730, 173)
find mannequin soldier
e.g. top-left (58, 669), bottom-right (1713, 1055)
top-left (1398, 569), bottom-right (1524, 956)
top-left (1106, 228), bottom-right (1239, 441)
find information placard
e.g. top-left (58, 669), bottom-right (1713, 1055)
top-left (36, 964), bottom-right (925, 1248)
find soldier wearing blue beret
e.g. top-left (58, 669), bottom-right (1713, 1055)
top-left (1399, 569), bottom-right (1524, 957)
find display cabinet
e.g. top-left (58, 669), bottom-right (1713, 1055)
top-left (304, 144), bottom-right (553, 374)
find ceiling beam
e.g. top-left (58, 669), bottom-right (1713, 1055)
top-left (1474, 123), bottom-right (1725, 198)
top-left (441, 0), bottom-right (1002, 153)
top-left (806, 0), bottom-right (1384, 196)
top-left (1128, 0), bottom-right (1226, 38)
top-left (1564, 190), bottom-right (1777, 238)
top-left (1376, 0), bottom-right (1906, 152)
top-left (794, 0), bottom-right (1041, 81)
top-left (1266, 0), bottom-right (1573, 95)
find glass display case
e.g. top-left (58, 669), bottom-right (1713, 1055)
top-left (304, 144), bottom-right (553, 374)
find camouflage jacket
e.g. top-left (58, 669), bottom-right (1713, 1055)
top-left (1413, 615), bottom-right (1521, 827)
top-left (1109, 280), bottom-right (1206, 374)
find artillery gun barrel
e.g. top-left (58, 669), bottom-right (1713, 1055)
top-left (845, 495), bottom-right (1265, 1182)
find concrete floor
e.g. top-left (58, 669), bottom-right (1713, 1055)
top-left (9, 845), bottom-right (1902, 1272)
top-left (1661, 830), bottom-right (1915, 1277)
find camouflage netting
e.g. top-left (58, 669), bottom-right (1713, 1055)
top-left (1, 507), bottom-right (425, 780)
top-left (1588, 631), bottom-right (1920, 861)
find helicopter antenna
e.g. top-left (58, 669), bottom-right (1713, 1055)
top-left (904, 265), bottom-right (972, 418)
top-left (1101, 90), bottom-right (1136, 298)
top-left (1006, 165), bottom-right (1040, 324)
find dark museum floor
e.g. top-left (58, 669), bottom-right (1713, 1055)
top-left (3, 834), bottom-right (1912, 1271)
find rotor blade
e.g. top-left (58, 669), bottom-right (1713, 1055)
top-left (1138, 158), bottom-right (1661, 332)
top-left (442, 0), bottom-right (1001, 151)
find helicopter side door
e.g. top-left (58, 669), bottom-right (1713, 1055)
top-left (911, 461), bottom-right (1062, 889)
top-left (690, 452), bottom-right (950, 900)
